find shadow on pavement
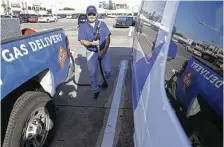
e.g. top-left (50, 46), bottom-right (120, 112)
top-left (51, 47), bottom-right (133, 147)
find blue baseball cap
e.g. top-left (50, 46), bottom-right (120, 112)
top-left (86, 5), bottom-right (97, 14)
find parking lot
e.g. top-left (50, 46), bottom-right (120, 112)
top-left (21, 18), bottom-right (134, 147)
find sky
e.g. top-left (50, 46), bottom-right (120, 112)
top-left (9, 0), bottom-right (141, 9)
top-left (174, 1), bottom-right (223, 48)
top-left (141, 1), bottom-right (223, 48)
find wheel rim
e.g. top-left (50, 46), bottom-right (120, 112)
top-left (21, 107), bottom-right (51, 147)
top-left (190, 131), bottom-right (204, 147)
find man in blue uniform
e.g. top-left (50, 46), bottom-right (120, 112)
top-left (78, 5), bottom-right (111, 99)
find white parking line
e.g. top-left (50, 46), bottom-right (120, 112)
top-left (101, 60), bottom-right (128, 147)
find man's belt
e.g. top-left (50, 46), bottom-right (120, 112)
top-left (87, 49), bottom-right (98, 53)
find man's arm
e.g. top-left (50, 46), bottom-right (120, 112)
top-left (78, 23), bottom-right (98, 47)
top-left (80, 40), bottom-right (98, 47)
top-left (101, 21), bottom-right (111, 52)
top-left (99, 35), bottom-right (110, 57)
top-left (103, 35), bottom-right (111, 51)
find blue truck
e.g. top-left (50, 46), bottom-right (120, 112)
top-left (1, 19), bottom-right (75, 147)
top-left (166, 56), bottom-right (223, 146)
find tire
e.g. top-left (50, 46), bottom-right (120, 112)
top-left (47, 19), bottom-right (50, 23)
top-left (185, 115), bottom-right (222, 147)
top-left (3, 91), bottom-right (56, 147)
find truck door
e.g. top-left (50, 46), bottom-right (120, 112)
top-left (132, 1), bottom-right (191, 147)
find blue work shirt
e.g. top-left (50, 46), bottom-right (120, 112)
top-left (78, 20), bottom-right (111, 52)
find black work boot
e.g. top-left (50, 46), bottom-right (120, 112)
top-left (93, 92), bottom-right (99, 99)
top-left (101, 81), bottom-right (108, 89)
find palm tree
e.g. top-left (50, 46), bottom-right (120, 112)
top-left (22, 7), bottom-right (26, 13)
top-left (1, 3), bottom-right (7, 14)
top-left (47, 9), bottom-right (52, 14)
top-left (6, 6), bottom-right (11, 14)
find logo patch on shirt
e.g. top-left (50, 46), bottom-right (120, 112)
top-left (58, 46), bottom-right (67, 68)
top-left (182, 71), bottom-right (192, 88)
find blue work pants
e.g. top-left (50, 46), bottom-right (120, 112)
top-left (86, 50), bottom-right (111, 93)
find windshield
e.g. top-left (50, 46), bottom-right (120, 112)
top-left (117, 17), bottom-right (127, 20)
top-left (1, 15), bottom-right (11, 18)
top-left (79, 15), bottom-right (86, 19)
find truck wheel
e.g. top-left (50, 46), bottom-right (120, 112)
top-left (3, 91), bottom-right (56, 147)
top-left (186, 116), bottom-right (222, 147)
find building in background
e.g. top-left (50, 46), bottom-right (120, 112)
top-left (99, 1), bottom-right (108, 9)
top-left (99, 1), bottom-right (116, 10)
top-left (0, 0), bottom-right (48, 15)
top-left (97, 0), bottom-right (140, 16)
top-left (115, 3), bottom-right (128, 9)
top-left (108, 0), bottom-right (113, 9)
top-left (0, 0), bottom-right (140, 16)
top-left (9, 1), bottom-right (21, 15)
top-left (25, 2), bottom-right (47, 15)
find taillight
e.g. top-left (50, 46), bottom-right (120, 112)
top-left (21, 28), bottom-right (36, 35)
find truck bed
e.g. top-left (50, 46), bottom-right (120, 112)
top-left (1, 28), bottom-right (70, 99)
top-left (193, 56), bottom-right (223, 76)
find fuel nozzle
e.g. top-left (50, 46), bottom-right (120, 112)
top-left (95, 26), bottom-right (101, 59)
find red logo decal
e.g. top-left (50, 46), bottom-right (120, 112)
top-left (58, 46), bottom-right (67, 68)
top-left (182, 72), bottom-right (192, 88)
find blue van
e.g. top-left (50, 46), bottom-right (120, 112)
top-left (132, 1), bottom-right (223, 147)
top-left (113, 16), bottom-right (135, 28)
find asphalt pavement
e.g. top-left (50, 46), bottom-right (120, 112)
top-left (20, 18), bottom-right (197, 147)
top-left (21, 18), bottom-right (134, 147)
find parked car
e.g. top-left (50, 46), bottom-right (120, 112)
top-left (78, 14), bottom-right (87, 26)
top-left (1, 15), bottom-right (22, 23)
top-left (59, 14), bottom-right (67, 18)
top-left (0, 15), bottom-right (11, 18)
top-left (66, 15), bottom-right (73, 19)
top-left (1, 15), bottom-right (19, 19)
top-left (113, 16), bottom-right (135, 28)
top-left (98, 14), bottom-right (106, 19)
top-left (72, 14), bottom-right (77, 19)
top-left (186, 45), bottom-right (194, 53)
top-left (19, 14), bottom-right (29, 23)
top-left (38, 15), bottom-right (57, 23)
top-left (28, 15), bottom-right (38, 23)
top-left (54, 14), bottom-right (61, 19)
